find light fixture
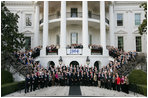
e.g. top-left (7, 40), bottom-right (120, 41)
top-left (86, 56), bottom-right (90, 65)
top-left (59, 56), bottom-right (63, 66)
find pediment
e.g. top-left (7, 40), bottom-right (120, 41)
top-left (115, 30), bottom-right (127, 34)
top-left (133, 30), bottom-right (139, 34)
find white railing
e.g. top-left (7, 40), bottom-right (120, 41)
top-left (40, 12), bottom-right (109, 24)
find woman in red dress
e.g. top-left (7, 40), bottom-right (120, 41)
top-left (116, 74), bottom-right (121, 92)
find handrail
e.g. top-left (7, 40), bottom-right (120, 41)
top-left (39, 12), bottom-right (109, 24)
top-left (66, 12), bottom-right (82, 18)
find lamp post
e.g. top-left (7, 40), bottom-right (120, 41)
top-left (86, 56), bottom-right (90, 66)
top-left (59, 56), bottom-right (63, 66)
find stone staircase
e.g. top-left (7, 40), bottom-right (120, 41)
top-left (116, 53), bottom-right (147, 76)
top-left (9, 55), bottom-right (32, 77)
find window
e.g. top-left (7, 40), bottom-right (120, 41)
top-left (25, 37), bottom-right (31, 50)
top-left (117, 13), bottom-right (123, 26)
top-left (136, 36), bottom-right (142, 52)
top-left (118, 36), bottom-right (124, 50)
top-left (135, 13), bottom-right (141, 25)
top-left (71, 8), bottom-right (78, 17)
top-left (25, 14), bottom-right (32, 26)
top-left (56, 35), bottom-right (60, 45)
top-left (71, 33), bottom-right (78, 44)
top-left (88, 11), bottom-right (92, 18)
top-left (89, 35), bottom-right (92, 45)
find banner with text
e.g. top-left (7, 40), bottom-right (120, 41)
top-left (67, 49), bottom-right (82, 55)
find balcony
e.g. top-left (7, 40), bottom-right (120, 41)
top-left (91, 49), bottom-right (102, 55)
top-left (89, 45), bottom-right (103, 55)
top-left (39, 12), bottom-right (109, 25)
top-left (46, 45), bottom-right (59, 55)
top-left (66, 12), bottom-right (82, 18)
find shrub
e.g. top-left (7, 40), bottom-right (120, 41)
top-left (1, 70), bottom-right (14, 84)
top-left (1, 81), bottom-right (25, 96)
top-left (137, 84), bottom-right (147, 96)
top-left (128, 70), bottom-right (147, 85)
top-left (128, 70), bottom-right (147, 96)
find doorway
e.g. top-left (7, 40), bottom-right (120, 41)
top-left (69, 61), bottom-right (79, 68)
top-left (48, 61), bottom-right (55, 69)
top-left (94, 61), bottom-right (100, 71)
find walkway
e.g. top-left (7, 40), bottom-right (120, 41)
top-left (4, 86), bottom-right (145, 97)
top-left (69, 86), bottom-right (81, 96)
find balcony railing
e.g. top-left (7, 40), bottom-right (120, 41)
top-left (91, 49), bottom-right (102, 55)
top-left (89, 13), bottom-right (100, 20)
top-left (39, 12), bottom-right (109, 24)
top-left (49, 14), bottom-right (61, 20)
top-left (46, 48), bottom-right (58, 55)
top-left (66, 12), bottom-right (82, 18)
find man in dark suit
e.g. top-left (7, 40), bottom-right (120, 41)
top-left (100, 73), bottom-right (104, 88)
top-left (72, 72), bottom-right (76, 85)
top-left (69, 71), bottom-right (72, 86)
top-left (40, 72), bottom-right (45, 88)
top-left (86, 71), bottom-right (90, 86)
top-left (34, 72), bottom-right (38, 90)
top-left (81, 71), bottom-right (84, 86)
top-left (74, 72), bottom-right (78, 86)
top-left (84, 72), bottom-right (87, 86)
top-left (108, 73), bottom-right (112, 90)
top-left (37, 73), bottom-right (41, 89)
top-left (30, 73), bottom-right (36, 91)
top-left (44, 72), bottom-right (48, 87)
top-left (77, 71), bottom-right (80, 86)
top-left (25, 74), bottom-right (31, 93)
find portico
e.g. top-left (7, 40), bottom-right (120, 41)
top-left (34, 1), bottom-right (113, 56)
top-left (33, 1), bottom-right (114, 68)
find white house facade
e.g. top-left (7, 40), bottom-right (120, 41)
top-left (5, 1), bottom-right (147, 69)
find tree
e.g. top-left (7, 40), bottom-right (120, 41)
top-left (138, 3), bottom-right (147, 35)
top-left (1, 2), bottom-right (25, 69)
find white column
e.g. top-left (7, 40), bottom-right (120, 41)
top-left (34, 3), bottom-right (40, 47)
top-left (82, 1), bottom-right (90, 56)
top-left (41, 1), bottom-right (49, 56)
top-left (59, 1), bottom-right (66, 56)
top-left (109, 2), bottom-right (115, 47)
top-left (100, 1), bottom-right (108, 56)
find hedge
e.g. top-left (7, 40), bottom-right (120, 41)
top-left (1, 81), bottom-right (25, 96)
top-left (129, 84), bottom-right (147, 96)
top-left (128, 70), bottom-right (147, 85)
top-left (1, 70), bottom-right (14, 84)
top-left (128, 70), bottom-right (147, 96)
top-left (137, 84), bottom-right (147, 96)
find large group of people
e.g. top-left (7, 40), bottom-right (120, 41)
top-left (13, 45), bottom-right (137, 94)
top-left (107, 46), bottom-right (136, 61)
top-left (66, 44), bottom-right (83, 49)
top-left (14, 46), bottom-right (42, 66)
top-left (24, 63), bottom-right (130, 94)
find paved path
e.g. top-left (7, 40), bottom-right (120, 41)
top-left (69, 86), bottom-right (81, 96)
top-left (5, 86), bottom-right (69, 97)
top-left (80, 86), bottom-right (145, 97)
top-left (4, 86), bottom-right (145, 97)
